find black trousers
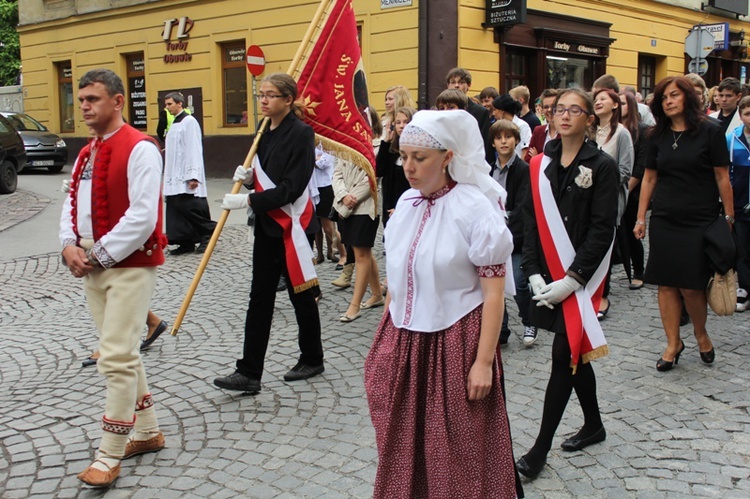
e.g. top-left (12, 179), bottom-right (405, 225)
top-left (236, 224), bottom-right (323, 379)
top-left (165, 194), bottom-right (217, 246)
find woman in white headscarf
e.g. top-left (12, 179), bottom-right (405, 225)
top-left (364, 110), bottom-right (521, 498)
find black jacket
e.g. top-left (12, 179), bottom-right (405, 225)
top-left (490, 155), bottom-right (529, 254)
top-left (248, 112), bottom-right (318, 238)
top-left (467, 99), bottom-right (494, 165)
top-left (522, 138), bottom-right (619, 334)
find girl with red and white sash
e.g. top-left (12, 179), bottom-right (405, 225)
top-left (517, 88), bottom-right (619, 479)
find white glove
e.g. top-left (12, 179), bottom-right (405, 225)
top-left (232, 165), bottom-right (254, 183)
top-left (221, 193), bottom-right (249, 210)
top-left (533, 275), bottom-right (581, 308)
top-left (528, 274), bottom-right (546, 297)
top-left (61, 179), bottom-right (71, 193)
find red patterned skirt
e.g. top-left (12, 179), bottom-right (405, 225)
top-left (364, 306), bottom-right (520, 499)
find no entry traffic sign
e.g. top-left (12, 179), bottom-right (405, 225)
top-left (246, 45), bottom-right (266, 77)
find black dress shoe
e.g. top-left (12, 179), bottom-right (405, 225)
top-left (516, 455), bottom-right (545, 479)
top-left (195, 236), bottom-right (210, 254)
top-left (561, 426), bottom-right (606, 451)
top-left (213, 371), bottom-right (261, 393)
top-left (169, 244), bottom-right (195, 255)
top-left (283, 362), bottom-right (324, 381)
top-left (140, 321), bottom-right (168, 351)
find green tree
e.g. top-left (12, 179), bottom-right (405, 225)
top-left (0, 0), bottom-right (19, 86)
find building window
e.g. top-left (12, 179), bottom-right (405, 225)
top-left (505, 50), bottom-right (528, 91)
top-left (638, 55), bottom-right (656, 97)
top-left (126, 53), bottom-right (147, 130)
top-left (57, 61), bottom-right (74, 132)
top-left (546, 55), bottom-right (593, 90)
top-left (222, 42), bottom-right (247, 126)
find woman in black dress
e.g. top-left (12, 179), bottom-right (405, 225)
top-left (634, 76), bottom-right (733, 371)
top-left (376, 106), bottom-right (415, 227)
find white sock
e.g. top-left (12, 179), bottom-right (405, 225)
top-left (91, 431), bottom-right (128, 471)
top-left (132, 406), bottom-right (160, 441)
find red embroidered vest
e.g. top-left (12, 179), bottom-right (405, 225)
top-left (69, 124), bottom-right (166, 268)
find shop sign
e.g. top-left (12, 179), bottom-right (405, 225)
top-left (380, 0), bottom-right (412, 8)
top-left (549, 40), bottom-right (602, 56)
top-left (162, 16), bottom-right (194, 64)
top-left (694, 23), bottom-right (729, 51)
top-left (129, 77), bottom-right (147, 128)
top-left (484, 0), bottom-right (526, 28)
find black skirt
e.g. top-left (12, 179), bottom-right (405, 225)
top-left (315, 185), bottom-right (334, 217)
top-left (339, 214), bottom-right (379, 248)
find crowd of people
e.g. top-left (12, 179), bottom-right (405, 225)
top-left (61, 65), bottom-right (746, 496)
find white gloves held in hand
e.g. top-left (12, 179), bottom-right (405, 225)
top-left (528, 274), bottom-right (547, 297)
top-left (221, 193), bottom-right (249, 210)
top-left (233, 165), bottom-right (254, 183)
top-left (532, 275), bottom-right (581, 309)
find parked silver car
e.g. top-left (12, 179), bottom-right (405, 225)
top-left (1, 112), bottom-right (68, 173)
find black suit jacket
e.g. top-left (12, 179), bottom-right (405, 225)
top-left (522, 138), bottom-right (619, 334)
top-left (490, 155), bottom-right (529, 253)
top-left (249, 112), bottom-right (317, 238)
top-left (467, 99), bottom-right (494, 165)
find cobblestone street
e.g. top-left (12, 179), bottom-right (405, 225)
top-left (1, 186), bottom-right (750, 498)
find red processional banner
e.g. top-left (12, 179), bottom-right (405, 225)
top-left (295, 0), bottom-right (377, 202)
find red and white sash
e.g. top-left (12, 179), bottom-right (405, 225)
top-left (253, 156), bottom-right (318, 293)
top-left (529, 155), bottom-right (613, 372)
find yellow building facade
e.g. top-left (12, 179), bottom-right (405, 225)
top-left (17, 0), bottom-right (750, 170)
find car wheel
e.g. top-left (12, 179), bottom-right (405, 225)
top-left (0, 160), bottom-right (17, 194)
top-left (47, 164), bottom-right (64, 173)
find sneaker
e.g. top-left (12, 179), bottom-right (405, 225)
top-left (523, 326), bottom-right (538, 346)
top-left (213, 371), bottom-right (261, 393)
top-left (283, 362), bottom-right (324, 381)
top-left (737, 288), bottom-right (748, 312)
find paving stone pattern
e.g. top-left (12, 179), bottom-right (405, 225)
top-left (1, 200), bottom-right (749, 497)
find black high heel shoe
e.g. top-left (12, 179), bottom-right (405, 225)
top-left (656, 340), bottom-right (685, 372)
top-left (700, 348), bottom-right (715, 364)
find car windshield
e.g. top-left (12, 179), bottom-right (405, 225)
top-left (5, 113), bottom-right (47, 132)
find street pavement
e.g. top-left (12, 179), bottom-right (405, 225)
top-left (1, 170), bottom-right (749, 498)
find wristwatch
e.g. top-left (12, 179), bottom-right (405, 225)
top-left (725, 214), bottom-right (735, 224)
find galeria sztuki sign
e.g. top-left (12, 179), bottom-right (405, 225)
top-left (484, 0), bottom-right (526, 28)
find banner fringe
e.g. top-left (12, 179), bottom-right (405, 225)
top-left (293, 278), bottom-right (319, 294)
top-left (315, 135), bottom-right (378, 214)
top-left (581, 344), bottom-right (610, 364)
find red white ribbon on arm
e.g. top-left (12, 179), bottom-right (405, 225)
top-left (529, 154), bottom-right (613, 372)
top-left (253, 155), bottom-right (318, 293)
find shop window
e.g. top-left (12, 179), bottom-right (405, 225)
top-left (546, 56), bottom-right (593, 90)
top-left (505, 50), bottom-right (528, 91)
top-left (638, 55), bottom-right (656, 97)
top-left (57, 61), bottom-right (74, 132)
top-left (222, 41), bottom-right (248, 126)
top-left (126, 53), bottom-right (147, 130)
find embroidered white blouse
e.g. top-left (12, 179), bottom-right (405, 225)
top-left (384, 182), bottom-right (514, 333)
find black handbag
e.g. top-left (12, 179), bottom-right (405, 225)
top-left (703, 215), bottom-right (738, 274)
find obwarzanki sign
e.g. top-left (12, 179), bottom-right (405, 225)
top-left (162, 17), bottom-right (194, 64)
top-left (485, 0), bottom-right (527, 28)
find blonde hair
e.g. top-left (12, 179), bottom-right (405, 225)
top-left (383, 85), bottom-right (417, 123)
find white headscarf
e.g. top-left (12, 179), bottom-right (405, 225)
top-left (399, 110), bottom-right (507, 211)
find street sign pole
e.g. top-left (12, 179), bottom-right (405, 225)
top-left (252, 77), bottom-right (258, 129)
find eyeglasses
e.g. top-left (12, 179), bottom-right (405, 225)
top-left (255, 94), bottom-right (285, 101)
top-left (553, 105), bottom-right (588, 117)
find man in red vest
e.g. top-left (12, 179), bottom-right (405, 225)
top-left (59, 69), bottom-right (167, 488)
